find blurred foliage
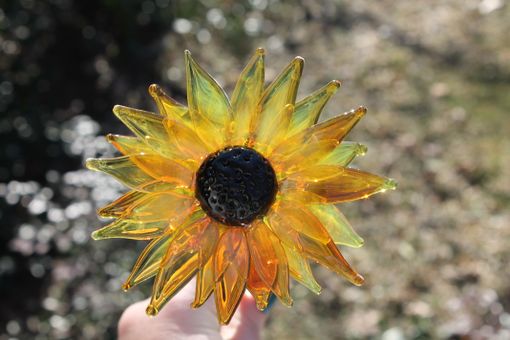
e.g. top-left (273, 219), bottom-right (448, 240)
top-left (0, 0), bottom-right (509, 339)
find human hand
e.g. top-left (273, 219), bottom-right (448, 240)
top-left (118, 280), bottom-right (267, 340)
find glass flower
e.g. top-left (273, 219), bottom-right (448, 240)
top-left (87, 48), bottom-right (396, 324)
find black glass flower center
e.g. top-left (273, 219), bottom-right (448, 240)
top-left (195, 146), bottom-right (277, 226)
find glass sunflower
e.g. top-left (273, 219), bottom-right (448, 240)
top-left (86, 48), bottom-right (396, 324)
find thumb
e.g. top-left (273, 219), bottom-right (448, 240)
top-left (118, 279), bottom-right (221, 340)
top-left (221, 292), bottom-right (268, 340)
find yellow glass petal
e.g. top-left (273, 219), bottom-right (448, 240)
top-left (310, 106), bottom-right (366, 142)
top-left (185, 50), bottom-right (233, 142)
top-left (300, 235), bottom-right (364, 286)
top-left (273, 201), bottom-right (330, 244)
top-left (277, 189), bottom-right (327, 205)
top-left (192, 256), bottom-right (215, 308)
top-left (250, 57), bottom-right (303, 146)
top-left (282, 244), bottom-right (322, 295)
top-left (130, 154), bottom-right (193, 186)
top-left (304, 167), bottom-right (398, 203)
top-left (269, 106), bottom-right (365, 161)
top-left (122, 192), bottom-right (194, 223)
top-left (106, 134), bottom-right (152, 156)
top-left (231, 48), bottom-right (265, 146)
top-left (98, 190), bottom-right (147, 218)
top-left (86, 156), bottom-right (154, 190)
top-left (273, 139), bottom-right (339, 179)
top-left (138, 180), bottom-right (193, 194)
top-left (309, 204), bottom-right (364, 248)
top-left (254, 104), bottom-right (294, 155)
top-left (285, 164), bottom-right (342, 182)
top-left (247, 264), bottom-right (271, 311)
top-left (318, 142), bottom-right (367, 166)
top-left (91, 220), bottom-right (168, 240)
top-left (148, 84), bottom-right (189, 119)
top-left (248, 220), bottom-right (292, 306)
top-left (122, 233), bottom-right (173, 291)
top-left (214, 229), bottom-right (249, 324)
top-left (112, 105), bottom-right (177, 159)
top-left (147, 211), bottom-right (214, 315)
top-left (164, 117), bottom-right (215, 165)
top-left (264, 214), bottom-right (301, 252)
top-left (287, 80), bottom-right (341, 137)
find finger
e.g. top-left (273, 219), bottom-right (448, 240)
top-left (118, 279), bottom-right (221, 340)
top-left (221, 292), bottom-right (267, 340)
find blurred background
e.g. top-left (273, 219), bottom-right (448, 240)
top-left (1, 0), bottom-right (509, 339)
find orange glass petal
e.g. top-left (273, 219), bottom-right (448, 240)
top-left (248, 220), bottom-right (292, 306)
top-left (214, 229), bottom-right (249, 324)
top-left (303, 167), bottom-right (397, 203)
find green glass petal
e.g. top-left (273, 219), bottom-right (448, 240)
top-left (282, 244), bottom-right (322, 295)
top-left (122, 233), bottom-right (173, 291)
top-left (184, 50), bottom-right (233, 135)
top-left (231, 48), bottom-right (265, 145)
top-left (122, 192), bottom-right (193, 223)
top-left (112, 105), bottom-right (176, 159)
top-left (98, 190), bottom-right (148, 218)
top-left (287, 80), bottom-right (341, 137)
top-left (255, 104), bottom-right (294, 153)
top-left (148, 84), bottom-right (189, 119)
top-left (86, 156), bottom-right (154, 190)
top-left (91, 220), bottom-right (168, 240)
top-left (309, 204), bottom-right (364, 248)
top-left (253, 57), bottom-right (303, 144)
top-left (106, 134), bottom-right (153, 156)
top-left (318, 141), bottom-right (367, 166)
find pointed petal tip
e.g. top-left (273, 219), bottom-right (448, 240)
top-left (327, 80), bottom-right (342, 93)
top-left (85, 158), bottom-right (97, 171)
top-left (293, 56), bottom-right (305, 70)
top-left (283, 103), bottom-right (295, 113)
top-left (382, 178), bottom-right (398, 191)
top-left (255, 47), bottom-right (265, 55)
top-left (121, 283), bottom-right (131, 292)
top-left (112, 104), bottom-right (123, 115)
top-left (148, 83), bottom-right (160, 96)
top-left (90, 230), bottom-right (101, 240)
top-left (353, 274), bottom-right (365, 286)
top-left (356, 106), bottom-right (367, 116)
top-left (146, 304), bottom-right (158, 317)
top-left (105, 133), bottom-right (115, 143)
top-left (356, 143), bottom-right (368, 156)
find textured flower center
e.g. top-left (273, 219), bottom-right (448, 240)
top-left (195, 146), bottom-right (277, 226)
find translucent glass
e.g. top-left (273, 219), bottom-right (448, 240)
top-left (248, 220), bottom-right (292, 306)
top-left (89, 49), bottom-right (397, 324)
top-left (309, 204), bottom-right (364, 248)
top-left (231, 48), bottom-right (265, 146)
top-left (282, 244), bottom-right (322, 295)
top-left (185, 50), bottom-right (233, 143)
top-left (214, 229), bottom-right (249, 324)
top-left (86, 156), bottom-right (154, 190)
top-left (251, 57), bottom-right (303, 148)
top-left (303, 167), bottom-right (397, 203)
top-left (147, 211), bottom-right (217, 315)
top-left (287, 80), bottom-right (340, 137)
